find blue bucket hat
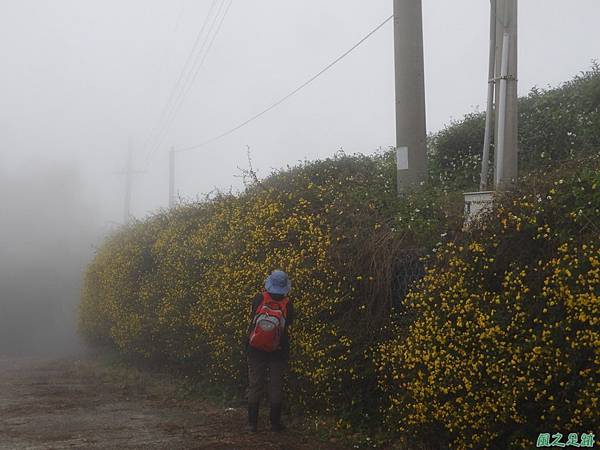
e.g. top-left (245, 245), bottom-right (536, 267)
top-left (264, 270), bottom-right (291, 296)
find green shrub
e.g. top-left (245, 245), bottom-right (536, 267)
top-left (79, 68), bottom-right (600, 447)
top-left (375, 156), bottom-right (600, 449)
top-left (429, 65), bottom-right (600, 191)
top-left (79, 151), bottom-right (461, 428)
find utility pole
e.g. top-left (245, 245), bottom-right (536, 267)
top-left (479, 0), bottom-right (497, 190)
top-left (393, 0), bottom-right (428, 193)
top-left (493, 0), bottom-right (518, 189)
top-left (169, 147), bottom-right (175, 208)
top-left (116, 137), bottom-right (145, 224)
top-left (468, 0), bottom-right (518, 224)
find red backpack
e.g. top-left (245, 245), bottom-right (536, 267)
top-left (249, 292), bottom-right (289, 352)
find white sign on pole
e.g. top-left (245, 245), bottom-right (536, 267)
top-left (396, 146), bottom-right (409, 170)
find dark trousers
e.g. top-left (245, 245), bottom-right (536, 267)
top-left (247, 352), bottom-right (286, 405)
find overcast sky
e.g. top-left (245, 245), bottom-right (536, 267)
top-left (1, 0), bottom-right (599, 223)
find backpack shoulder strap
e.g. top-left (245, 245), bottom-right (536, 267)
top-left (252, 292), bottom-right (267, 323)
top-left (279, 297), bottom-right (289, 318)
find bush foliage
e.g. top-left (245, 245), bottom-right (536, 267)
top-left (376, 158), bottom-right (600, 449)
top-left (80, 69), bottom-right (600, 448)
top-left (80, 151), bottom-right (463, 426)
top-left (429, 65), bottom-right (600, 190)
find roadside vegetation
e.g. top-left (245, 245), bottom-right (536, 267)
top-left (80, 66), bottom-right (600, 449)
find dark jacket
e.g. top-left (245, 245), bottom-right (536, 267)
top-left (246, 291), bottom-right (295, 361)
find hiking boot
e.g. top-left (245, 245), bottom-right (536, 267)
top-left (269, 403), bottom-right (286, 432)
top-left (247, 403), bottom-right (259, 432)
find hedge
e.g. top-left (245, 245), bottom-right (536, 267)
top-left (80, 68), bottom-right (600, 448)
top-left (375, 157), bottom-right (600, 449)
top-left (429, 65), bottom-right (600, 190)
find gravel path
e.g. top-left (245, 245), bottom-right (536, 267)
top-left (0, 356), bottom-right (346, 450)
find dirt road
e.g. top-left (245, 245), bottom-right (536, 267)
top-left (0, 356), bottom-right (347, 450)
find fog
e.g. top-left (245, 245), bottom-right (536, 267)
top-left (0, 158), bottom-right (103, 355)
top-left (1, 0), bottom-right (598, 356)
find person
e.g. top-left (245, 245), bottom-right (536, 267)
top-left (246, 270), bottom-right (295, 432)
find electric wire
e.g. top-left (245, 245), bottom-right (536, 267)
top-left (144, 0), bottom-right (231, 165)
top-left (141, 0), bottom-right (221, 163)
top-left (151, 0), bottom-right (232, 160)
top-left (169, 0), bottom-right (233, 129)
top-left (176, 13), bottom-right (394, 154)
top-left (143, 0), bottom-right (222, 163)
top-left (147, 0), bottom-right (227, 155)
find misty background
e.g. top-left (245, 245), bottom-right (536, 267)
top-left (1, 0), bottom-right (598, 356)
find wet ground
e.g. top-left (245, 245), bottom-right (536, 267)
top-left (0, 356), bottom-right (348, 449)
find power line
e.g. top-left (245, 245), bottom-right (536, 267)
top-left (147, 0), bottom-right (229, 158)
top-left (140, 4), bottom-right (216, 160)
top-left (176, 13), bottom-right (394, 154)
top-left (170, 0), bottom-right (233, 124)
top-left (141, 0), bottom-right (222, 163)
top-left (143, 0), bottom-right (222, 163)
top-left (150, 0), bottom-right (232, 161)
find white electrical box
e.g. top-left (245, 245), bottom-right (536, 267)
top-left (463, 191), bottom-right (494, 226)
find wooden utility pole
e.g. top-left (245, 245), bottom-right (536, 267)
top-left (393, 0), bottom-right (428, 192)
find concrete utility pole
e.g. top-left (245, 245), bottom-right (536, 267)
top-left (467, 0), bottom-right (518, 224)
top-left (479, 0), bottom-right (497, 190)
top-left (393, 0), bottom-right (428, 193)
top-left (493, 0), bottom-right (518, 189)
top-left (169, 147), bottom-right (175, 208)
